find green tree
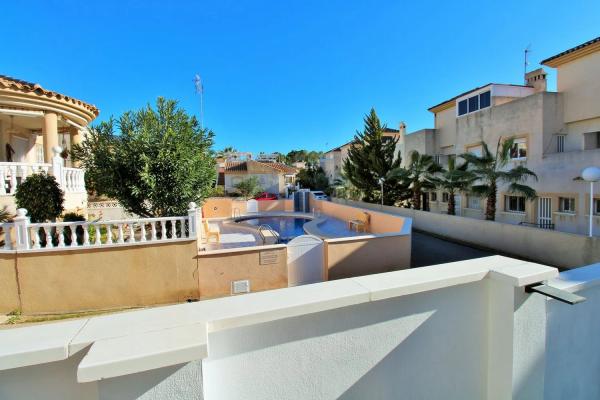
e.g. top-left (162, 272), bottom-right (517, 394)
top-left (343, 108), bottom-right (408, 205)
top-left (15, 173), bottom-right (64, 222)
top-left (296, 165), bottom-right (329, 191)
top-left (390, 151), bottom-right (442, 210)
top-left (432, 157), bottom-right (476, 215)
top-left (234, 176), bottom-right (262, 200)
top-left (72, 98), bottom-right (216, 217)
top-left (460, 138), bottom-right (538, 221)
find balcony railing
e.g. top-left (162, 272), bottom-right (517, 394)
top-left (0, 149), bottom-right (85, 195)
top-left (1, 203), bottom-right (199, 251)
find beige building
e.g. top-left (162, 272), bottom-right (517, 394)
top-left (321, 127), bottom-right (401, 183)
top-left (224, 160), bottom-right (297, 196)
top-left (399, 36), bottom-right (600, 236)
top-left (0, 75), bottom-right (98, 213)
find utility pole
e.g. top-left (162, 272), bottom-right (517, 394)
top-left (193, 74), bottom-right (204, 129)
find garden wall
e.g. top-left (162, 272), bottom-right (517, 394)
top-left (333, 198), bottom-right (600, 268)
top-left (197, 245), bottom-right (288, 299)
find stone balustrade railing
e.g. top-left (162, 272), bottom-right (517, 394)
top-left (0, 147), bottom-right (86, 195)
top-left (0, 162), bottom-right (52, 195)
top-left (1, 203), bottom-right (199, 251)
top-left (62, 167), bottom-right (85, 193)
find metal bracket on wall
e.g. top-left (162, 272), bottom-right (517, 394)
top-left (525, 284), bottom-right (586, 305)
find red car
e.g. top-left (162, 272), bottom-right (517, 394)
top-left (254, 192), bottom-right (278, 201)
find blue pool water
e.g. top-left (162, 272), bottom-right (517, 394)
top-left (239, 216), bottom-right (310, 242)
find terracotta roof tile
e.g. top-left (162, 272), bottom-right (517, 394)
top-left (224, 160), bottom-right (297, 175)
top-left (0, 75), bottom-right (99, 117)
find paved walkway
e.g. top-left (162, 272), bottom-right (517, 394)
top-left (411, 230), bottom-right (495, 268)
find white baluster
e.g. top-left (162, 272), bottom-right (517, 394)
top-left (151, 222), bottom-right (157, 241)
top-left (179, 219), bottom-right (186, 238)
top-left (170, 219), bottom-right (176, 239)
top-left (3, 225), bottom-right (12, 250)
top-left (57, 227), bottom-right (65, 248)
top-left (83, 224), bottom-right (90, 246)
top-left (31, 227), bottom-right (40, 249)
top-left (160, 220), bottom-right (166, 240)
top-left (117, 224), bottom-right (124, 243)
top-left (0, 166), bottom-right (6, 195)
top-left (140, 223), bottom-right (147, 242)
top-left (45, 226), bottom-right (53, 248)
top-left (70, 225), bottom-right (77, 246)
top-left (9, 166), bottom-right (17, 194)
top-left (19, 165), bottom-right (28, 182)
top-left (128, 223), bottom-right (135, 243)
top-left (95, 225), bottom-right (102, 245)
top-left (106, 224), bottom-right (113, 244)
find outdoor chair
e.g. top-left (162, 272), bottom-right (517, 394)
top-left (203, 220), bottom-right (221, 243)
top-left (347, 212), bottom-right (370, 233)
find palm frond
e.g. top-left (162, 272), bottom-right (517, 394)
top-left (469, 184), bottom-right (491, 197)
top-left (507, 183), bottom-right (537, 200)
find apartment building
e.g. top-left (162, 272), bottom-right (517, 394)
top-left (321, 127), bottom-right (400, 183)
top-left (399, 36), bottom-right (600, 235)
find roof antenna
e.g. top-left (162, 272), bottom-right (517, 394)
top-left (193, 74), bottom-right (204, 129)
top-left (524, 45), bottom-right (532, 84)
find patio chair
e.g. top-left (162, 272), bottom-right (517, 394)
top-left (203, 220), bottom-right (221, 243)
top-left (347, 212), bottom-right (370, 233)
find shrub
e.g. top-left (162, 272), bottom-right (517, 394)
top-left (15, 173), bottom-right (64, 222)
top-left (63, 212), bottom-right (86, 246)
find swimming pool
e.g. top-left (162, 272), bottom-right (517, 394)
top-left (237, 216), bottom-right (311, 242)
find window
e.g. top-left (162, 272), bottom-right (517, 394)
top-left (467, 196), bottom-right (481, 209)
top-left (557, 135), bottom-right (565, 153)
top-left (583, 131), bottom-right (600, 150)
top-left (594, 199), bottom-right (600, 216)
top-left (479, 91), bottom-right (491, 109)
top-left (458, 100), bottom-right (468, 116)
top-left (442, 192), bottom-right (450, 203)
top-left (468, 95), bottom-right (479, 113)
top-left (430, 192), bottom-right (437, 202)
top-left (559, 197), bottom-right (575, 213)
top-left (505, 195), bottom-right (526, 213)
top-left (457, 91), bottom-right (491, 116)
top-left (510, 138), bottom-right (527, 159)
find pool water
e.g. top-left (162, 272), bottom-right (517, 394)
top-left (239, 216), bottom-right (311, 242)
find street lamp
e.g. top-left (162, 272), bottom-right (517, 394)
top-left (378, 177), bottom-right (385, 207)
top-left (582, 166), bottom-right (600, 237)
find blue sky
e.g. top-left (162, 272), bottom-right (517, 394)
top-left (3, 1), bottom-right (599, 154)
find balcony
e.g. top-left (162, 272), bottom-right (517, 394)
top-left (0, 148), bottom-right (86, 214)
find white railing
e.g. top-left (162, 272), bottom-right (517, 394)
top-left (62, 167), bottom-right (85, 193)
top-left (1, 203), bottom-right (199, 251)
top-left (0, 147), bottom-right (86, 195)
top-left (0, 162), bottom-right (51, 195)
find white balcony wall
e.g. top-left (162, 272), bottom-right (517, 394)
top-left (3, 258), bottom-right (600, 399)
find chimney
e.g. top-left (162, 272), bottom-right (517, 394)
top-left (525, 68), bottom-right (547, 92)
top-left (399, 121), bottom-right (407, 136)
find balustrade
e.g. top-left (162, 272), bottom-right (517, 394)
top-left (0, 203), bottom-right (199, 251)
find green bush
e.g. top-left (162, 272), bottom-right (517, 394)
top-left (63, 212), bottom-right (86, 246)
top-left (15, 173), bottom-right (64, 222)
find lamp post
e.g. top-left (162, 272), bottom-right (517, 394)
top-left (582, 166), bottom-right (600, 237)
top-left (378, 177), bottom-right (385, 207)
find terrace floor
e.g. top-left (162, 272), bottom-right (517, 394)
top-left (410, 230), bottom-right (495, 268)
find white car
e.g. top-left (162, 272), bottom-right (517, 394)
top-left (311, 191), bottom-right (329, 200)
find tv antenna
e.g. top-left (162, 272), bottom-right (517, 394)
top-left (524, 45), bottom-right (532, 84)
top-left (193, 74), bottom-right (204, 129)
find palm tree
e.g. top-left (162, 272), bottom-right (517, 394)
top-left (432, 157), bottom-right (476, 215)
top-left (460, 138), bottom-right (538, 221)
top-left (390, 151), bottom-right (442, 210)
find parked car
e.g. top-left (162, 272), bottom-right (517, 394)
top-left (254, 192), bottom-right (278, 201)
top-left (311, 191), bottom-right (329, 200)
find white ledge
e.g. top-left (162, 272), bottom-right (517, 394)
top-left (0, 255), bottom-right (558, 382)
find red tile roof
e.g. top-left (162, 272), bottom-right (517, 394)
top-left (224, 160), bottom-right (297, 175)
